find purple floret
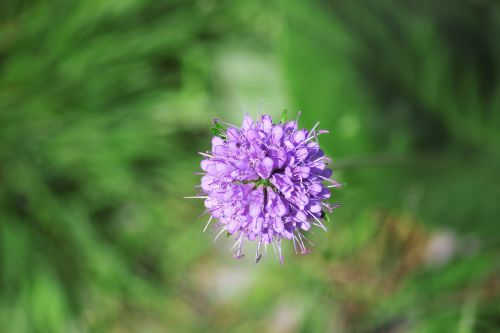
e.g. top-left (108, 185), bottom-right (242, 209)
top-left (196, 113), bottom-right (339, 263)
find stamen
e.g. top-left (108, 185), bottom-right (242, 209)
top-left (271, 240), bottom-right (279, 261)
top-left (295, 232), bottom-right (308, 254)
top-left (308, 211), bottom-right (328, 231)
top-left (233, 237), bottom-right (245, 259)
top-left (198, 152), bottom-right (214, 158)
top-left (292, 235), bottom-right (298, 254)
top-left (214, 228), bottom-right (226, 243)
top-left (276, 239), bottom-right (284, 264)
top-left (306, 122), bottom-right (320, 139)
top-left (203, 216), bottom-right (213, 232)
top-left (299, 231), bottom-right (315, 246)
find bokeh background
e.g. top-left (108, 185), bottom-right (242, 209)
top-left (1, 1), bottom-right (499, 332)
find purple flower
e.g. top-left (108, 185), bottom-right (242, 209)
top-left (193, 113), bottom-right (339, 263)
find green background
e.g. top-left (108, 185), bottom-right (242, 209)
top-left (1, 1), bottom-right (499, 332)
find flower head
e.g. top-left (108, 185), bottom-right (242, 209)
top-left (195, 112), bottom-right (339, 262)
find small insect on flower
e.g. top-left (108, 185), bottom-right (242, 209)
top-left (188, 111), bottom-right (339, 263)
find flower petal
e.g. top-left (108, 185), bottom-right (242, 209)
top-left (256, 157), bottom-right (274, 179)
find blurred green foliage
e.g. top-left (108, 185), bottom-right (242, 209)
top-left (1, 0), bottom-right (499, 332)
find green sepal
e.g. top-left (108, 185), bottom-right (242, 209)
top-left (324, 213), bottom-right (330, 222)
top-left (280, 109), bottom-right (288, 123)
top-left (210, 121), bottom-right (227, 139)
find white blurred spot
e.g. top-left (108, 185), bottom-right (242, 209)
top-left (208, 266), bottom-right (255, 303)
top-left (267, 299), bottom-right (305, 333)
top-left (424, 231), bottom-right (457, 267)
